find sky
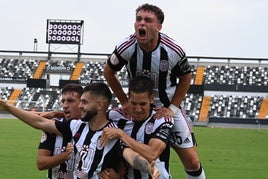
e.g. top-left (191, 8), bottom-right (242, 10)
top-left (1, 0), bottom-right (268, 58)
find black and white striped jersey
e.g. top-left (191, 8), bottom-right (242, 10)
top-left (55, 119), bottom-right (123, 179)
top-left (108, 108), bottom-right (174, 179)
top-left (107, 32), bottom-right (191, 107)
top-left (39, 118), bottom-right (75, 179)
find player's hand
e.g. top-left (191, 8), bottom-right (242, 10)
top-left (98, 168), bottom-right (120, 179)
top-left (64, 143), bottom-right (74, 160)
top-left (150, 160), bottom-right (160, 179)
top-left (153, 106), bottom-right (174, 119)
top-left (100, 128), bottom-right (121, 147)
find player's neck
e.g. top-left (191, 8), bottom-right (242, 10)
top-left (88, 115), bottom-right (109, 131)
top-left (139, 35), bottom-right (159, 52)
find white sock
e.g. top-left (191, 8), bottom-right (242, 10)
top-left (185, 166), bottom-right (206, 179)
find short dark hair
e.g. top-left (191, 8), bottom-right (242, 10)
top-left (61, 83), bottom-right (83, 97)
top-left (136, 3), bottom-right (165, 24)
top-left (129, 76), bottom-right (154, 96)
top-left (83, 82), bottom-right (112, 104)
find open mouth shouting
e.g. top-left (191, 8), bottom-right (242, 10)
top-left (137, 28), bottom-right (147, 41)
top-left (139, 29), bottom-right (146, 37)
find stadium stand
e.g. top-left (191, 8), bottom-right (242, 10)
top-left (0, 87), bottom-right (14, 100)
top-left (0, 51), bottom-right (267, 126)
top-left (0, 58), bottom-right (38, 80)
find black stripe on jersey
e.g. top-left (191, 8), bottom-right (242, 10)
top-left (73, 123), bottom-right (86, 143)
top-left (117, 119), bottom-right (127, 130)
top-left (48, 170), bottom-right (52, 179)
top-left (142, 51), bottom-right (152, 73)
top-left (73, 123), bottom-right (86, 154)
top-left (81, 130), bottom-right (103, 178)
top-left (161, 146), bottom-right (171, 173)
top-left (159, 47), bottom-right (170, 107)
top-left (130, 121), bottom-right (145, 139)
top-left (129, 45), bottom-right (137, 77)
top-left (88, 138), bottom-right (104, 178)
top-left (170, 64), bottom-right (179, 86)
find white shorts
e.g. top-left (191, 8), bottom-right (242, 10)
top-left (169, 106), bottom-right (196, 148)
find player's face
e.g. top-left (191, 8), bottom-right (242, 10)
top-left (79, 92), bottom-right (98, 122)
top-left (61, 91), bottom-right (81, 120)
top-left (134, 10), bottom-right (162, 51)
top-left (129, 91), bottom-right (154, 121)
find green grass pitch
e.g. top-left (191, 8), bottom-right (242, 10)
top-left (1, 118), bottom-right (268, 179)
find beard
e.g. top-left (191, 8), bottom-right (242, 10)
top-left (81, 109), bottom-right (98, 122)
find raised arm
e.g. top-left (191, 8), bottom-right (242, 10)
top-left (0, 99), bottom-right (61, 135)
top-left (35, 111), bottom-right (65, 119)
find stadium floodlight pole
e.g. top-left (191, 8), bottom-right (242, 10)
top-left (77, 43), bottom-right (81, 62)
top-left (47, 43), bottom-right (51, 61)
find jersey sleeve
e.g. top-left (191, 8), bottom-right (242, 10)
top-left (175, 55), bottom-right (192, 77)
top-left (38, 131), bottom-right (55, 151)
top-left (152, 121), bottom-right (174, 143)
top-left (107, 50), bottom-right (127, 71)
top-left (107, 34), bottom-right (137, 72)
top-left (55, 120), bottom-right (72, 138)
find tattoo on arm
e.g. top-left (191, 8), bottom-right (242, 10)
top-left (133, 156), bottom-right (151, 174)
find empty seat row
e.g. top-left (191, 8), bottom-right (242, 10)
top-left (204, 65), bottom-right (268, 86)
top-left (209, 95), bottom-right (263, 118)
top-left (0, 58), bottom-right (38, 78)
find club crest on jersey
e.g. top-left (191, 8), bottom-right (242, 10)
top-left (97, 137), bottom-right (103, 150)
top-left (110, 53), bottom-right (119, 65)
top-left (160, 60), bottom-right (169, 72)
top-left (40, 132), bottom-right (47, 143)
top-left (145, 122), bottom-right (154, 134)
